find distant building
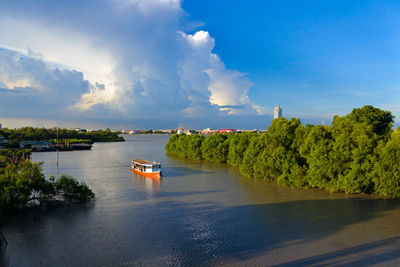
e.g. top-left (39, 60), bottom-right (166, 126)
top-left (20, 141), bottom-right (52, 150)
top-left (274, 104), bottom-right (282, 119)
top-left (177, 128), bottom-right (184, 134)
top-left (218, 129), bottom-right (235, 134)
top-left (71, 128), bottom-right (87, 132)
top-left (185, 129), bottom-right (197, 135)
top-left (134, 129), bottom-right (150, 133)
top-left (200, 128), bottom-right (217, 134)
top-left (177, 123), bottom-right (184, 134)
top-left (0, 123), bottom-right (2, 129)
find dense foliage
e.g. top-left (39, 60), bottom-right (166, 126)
top-left (49, 139), bottom-right (93, 144)
top-left (166, 106), bottom-right (400, 198)
top-left (0, 127), bottom-right (124, 143)
top-left (0, 148), bottom-right (31, 168)
top-left (0, 159), bottom-right (95, 219)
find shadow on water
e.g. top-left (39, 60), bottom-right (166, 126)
top-left (0, 202), bottom-right (95, 267)
top-left (157, 190), bottom-right (224, 198)
top-left (164, 154), bottom-right (227, 177)
top-left (147, 198), bottom-right (400, 266)
top-left (161, 166), bottom-right (211, 177)
top-left (279, 236), bottom-right (400, 266)
top-left (2, 191), bottom-right (400, 265)
top-left (0, 247), bottom-right (7, 267)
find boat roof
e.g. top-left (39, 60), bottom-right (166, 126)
top-left (132, 159), bottom-right (160, 165)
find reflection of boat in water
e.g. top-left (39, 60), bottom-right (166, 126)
top-left (131, 159), bottom-right (161, 178)
top-left (143, 175), bottom-right (161, 194)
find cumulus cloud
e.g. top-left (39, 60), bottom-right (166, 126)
top-left (180, 31), bottom-right (263, 115)
top-left (0, 0), bottom-right (267, 128)
top-left (206, 54), bottom-right (254, 114)
top-left (0, 49), bottom-right (91, 118)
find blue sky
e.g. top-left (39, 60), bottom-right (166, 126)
top-left (0, 0), bottom-right (399, 129)
top-left (183, 0), bottom-right (400, 122)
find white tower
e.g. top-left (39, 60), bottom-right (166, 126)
top-left (273, 104), bottom-right (282, 119)
top-left (177, 123), bottom-right (184, 134)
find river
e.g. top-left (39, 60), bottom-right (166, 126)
top-left (1, 135), bottom-right (400, 266)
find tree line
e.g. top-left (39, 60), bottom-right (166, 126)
top-left (165, 106), bottom-right (400, 198)
top-left (0, 127), bottom-right (124, 145)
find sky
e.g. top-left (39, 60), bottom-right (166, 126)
top-left (0, 0), bottom-right (399, 129)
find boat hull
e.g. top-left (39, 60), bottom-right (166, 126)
top-left (131, 167), bottom-right (161, 178)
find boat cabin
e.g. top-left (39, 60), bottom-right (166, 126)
top-left (131, 159), bottom-right (161, 173)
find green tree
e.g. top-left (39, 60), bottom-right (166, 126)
top-left (227, 133), bottom-right (254, 167)
top-left (372, 131), bottom-right (400, 197)
top-left (187, 135), bottom-right (205, 160)
top-left (239, 134), bottom-right (264, 178)
top-left (347, 105), bottom-right (394, 136)
top-left (0, 160), bottom-right (95, 219)
top-left (330, 106), bottom-right (393, 194)
top-left (165, 134), bottom-right (179, 154)
top-left (164, 105), bottom-right (400, 198)
top-left (0, 160), bottom-right (46, 207)
top-left (201, 134), bottom-right (230, 162)
top-left (300, 125), bottom-right (335, 190)
top-left (55, 175), bottom-right (95, 200)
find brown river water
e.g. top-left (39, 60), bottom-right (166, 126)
top-left (1, 135), bottom-right (400, 266)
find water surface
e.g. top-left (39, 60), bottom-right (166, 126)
top-left (2, 135), bottom-right (400, 266)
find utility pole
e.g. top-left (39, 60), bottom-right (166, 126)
top-left (56, 127), bottom-right (59, 170)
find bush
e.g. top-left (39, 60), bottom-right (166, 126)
top-left (55, 175), bottom-right (95, 201)
top-left (0, 160), bottom-right (95, 219)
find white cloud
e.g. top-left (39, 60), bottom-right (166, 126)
top-left (0, 18), bottom-right (115, 86)
top-left (0, 16), bottom-right (118, 110)
top-left (251, 105), bottom-right (269, 115)
top-left (207, 54), bottom-right (253, 110)
top-left (184, 30), bottom-right (215, 50)
top-left (0, 0), bottom-right (267, 128)
top-left (180, 31), bottom-right (261, 115)
top-left (112, 0), bottom-right (181, 10)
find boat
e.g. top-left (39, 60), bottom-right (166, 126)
top-left (131, 159), bottom-right (161, 178)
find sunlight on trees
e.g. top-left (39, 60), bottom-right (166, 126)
top-left (166, 105), bottom-right (400, 198)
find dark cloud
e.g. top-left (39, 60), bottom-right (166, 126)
top-left (0, 49), bottom-right (90, 118)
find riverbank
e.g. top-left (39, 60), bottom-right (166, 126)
top-left (0, 127), bottom-right (125, 149)
top-left (0, 127), bottom-right (124, 154)
top-left (166, 106), bottom-right (400, 198)
top-left (21, 143), bottom-right (93, 152)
